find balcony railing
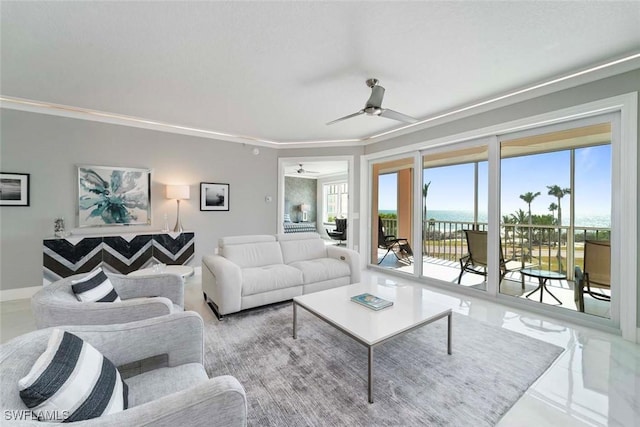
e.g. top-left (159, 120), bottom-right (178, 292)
top-left (379, 217), bottom-right (610, 280)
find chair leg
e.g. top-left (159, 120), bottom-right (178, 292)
top-left (378, 248), bottom-right (393, 264)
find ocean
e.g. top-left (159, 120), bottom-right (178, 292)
top-left (378, 209), bottom-right (611, 228)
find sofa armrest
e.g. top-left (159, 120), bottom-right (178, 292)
top-left (32, 296), bottom-right (174, 328)
top-left (202, 255), bottom-right (242, 316)
top-left (326, 246), bottom-right (361, 283)
top-left (59, 312), bottom-right (204, 368)
top-left (110, 274), bottom-right (184, 308)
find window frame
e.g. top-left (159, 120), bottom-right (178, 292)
top-left (362, 92), bottom-right (637, 342)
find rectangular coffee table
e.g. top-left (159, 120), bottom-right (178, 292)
top-left (293, 282), bottom-right (452, 403)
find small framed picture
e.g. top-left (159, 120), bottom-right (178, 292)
top-left (0, 172), bottom-right (30, 207)
top-left (200, 182), bottom-right (230, 211)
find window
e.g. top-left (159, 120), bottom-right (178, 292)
top-left (324, 182), bottom-right (348, 223)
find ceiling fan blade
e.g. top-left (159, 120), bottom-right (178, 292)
top-left (326, 110), bottom-right (364, 125)
top-left (379, 108), bottom-right (418, 124)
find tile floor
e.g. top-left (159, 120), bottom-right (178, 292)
top-left (1, 269), bottom-right (638, 426)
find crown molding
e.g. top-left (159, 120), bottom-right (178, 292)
top-left (2, 52), bottom-right (638, 149)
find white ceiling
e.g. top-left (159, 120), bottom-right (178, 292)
top-left (2, 1), bottom-right (640, 145)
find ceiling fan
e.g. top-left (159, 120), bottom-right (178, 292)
top-left (295, 164), bottom-right (319, 174)
top-left (326, 78), bottom-right (418, 125)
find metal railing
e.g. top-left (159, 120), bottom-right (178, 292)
top-left (379, 217), bottom-right (610, 279)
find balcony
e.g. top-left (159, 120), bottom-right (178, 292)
top-left (377, 217), bottom-right (611, 318)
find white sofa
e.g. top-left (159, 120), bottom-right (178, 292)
top-left (202, 232), bottom-right (360, 318)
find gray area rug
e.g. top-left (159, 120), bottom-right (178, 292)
top-left (203, 303), bottom-right (563, 426)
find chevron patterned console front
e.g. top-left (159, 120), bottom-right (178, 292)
top-left (43, 232), bottom-right (195, 285)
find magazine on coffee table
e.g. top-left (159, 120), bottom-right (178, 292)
top-left (350, 293), bottom-right (393, 311)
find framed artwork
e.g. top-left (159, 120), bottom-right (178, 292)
top-left (0, 172), bottom-right (30, 206)
top-left (200, 182), bottom-right (229, 211)
top-left (78, 165), bottom-right (151, 227)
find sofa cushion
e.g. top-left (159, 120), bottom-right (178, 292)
top-left (71, 268), bottom-right (121, 302)
top-left (277, 233), bottom-right (327, 264)
top-left (242, 264), bottom-right (303, 296)
top-left (126, 363), bottom-right (208, 407)
top-left (18, 329), bottom-right (128, 422)
top-left (222, 241), bottom-right (283, 268)
top-left (289, 258), bottom-right (351, 285)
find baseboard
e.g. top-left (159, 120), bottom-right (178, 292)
top-left (636, 327), bottom-right (640, 344)
top-left (0, 286), bottom-right (41, 302)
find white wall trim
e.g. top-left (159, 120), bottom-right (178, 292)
top-left (0, 286), bottom-right (41, 302)
top-left (617, 92), bottom-right (638, 342)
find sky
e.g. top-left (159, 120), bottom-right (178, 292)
top-left (378, 144), bottom-right (612, 219)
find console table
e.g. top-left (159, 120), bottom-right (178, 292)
top-left (43, 231), bottom-right (195, 285)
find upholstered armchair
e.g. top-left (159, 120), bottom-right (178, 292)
top-left (0, 312), bottom-right (247, 426)
top-left (31, 273), bottom-right (185, 328)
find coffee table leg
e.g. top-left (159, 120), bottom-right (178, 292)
top-left (447, 313), bottom-right (452, 355)
top-left (292, 302), bottom-right (297, 339)
top-left (368, 346), bottom-right (374, 404)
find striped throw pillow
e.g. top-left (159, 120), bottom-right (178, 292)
top-left (18, 329), bottom-right (128, 422)
top-left (71, 268), bottom-right (121, 302)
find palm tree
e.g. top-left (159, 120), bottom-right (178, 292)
top-left (422, 182), bottom-right (431, 254)
top-left (502, 214), bottom-right (515, 248)
top-left (547, 202), bottom-right (558, 252)
top-left (519, 191), bottom-right (541, 261)
top-left (511, 208), bottom-right (528, 259)
top-left (547, 185), bottom-right (571, 273)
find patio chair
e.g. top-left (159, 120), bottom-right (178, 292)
top-left (574, 240), bottom-right (610, 312)
top-left (457, 229), bottom-right (533, 287)
top-left (326, 218), bottom-right (347, 245)
top-left (377, 216), bottom-right (413, 265)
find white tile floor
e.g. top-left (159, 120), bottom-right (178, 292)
top-left (1, 269), bottom-right (638, 426)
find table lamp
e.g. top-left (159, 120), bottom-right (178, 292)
top-left (300, 203), bottom-right (310, 222)
top-left (166, 185), bottom-right (190, 232)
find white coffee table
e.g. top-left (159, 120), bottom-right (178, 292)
top-left (128, 265), bottom-right (194, 280)
top-left (293, 282), bottom-right (452, 403)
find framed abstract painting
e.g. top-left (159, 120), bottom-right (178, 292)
top-left (77, 165), bottom-right (151, 227)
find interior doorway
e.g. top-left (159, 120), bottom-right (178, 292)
top-left (278, 157), bottom-right (353, 249)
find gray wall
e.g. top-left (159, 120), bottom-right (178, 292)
top-left (365, 69), bottom-right (640, 327)
top-left (284, 176), bottom-right (317, 222)
top-left (0, 110), bottom-right (278, 291)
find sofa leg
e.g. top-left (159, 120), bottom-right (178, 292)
top-left (207, 300), bottom-right (224, 320)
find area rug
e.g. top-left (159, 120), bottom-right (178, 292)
top-left (202, 303), bottom-right (563, 426)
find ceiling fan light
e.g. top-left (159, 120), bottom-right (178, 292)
top-left (364, 106), bottom-right (382, 115)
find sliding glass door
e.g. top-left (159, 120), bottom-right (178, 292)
top-left (420, 143), bottom-right (488, 289)
top-left (499, 121), bottom-right (613, 319)
top-left (371, 157), bottom-right (415, 275)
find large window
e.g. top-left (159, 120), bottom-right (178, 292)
top-left (499, 122), bottom-right (612, 318)
top-left (371, 157), bottom-right (415, 275)
top-left (324, 182), bottom-right (348, 223)
top-left (367, 95), bottom-right (637, 340)
top-left (421, 144), bottom-right (489, 289)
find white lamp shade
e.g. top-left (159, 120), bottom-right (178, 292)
top-left (166, 185), bottom-right (190, 200)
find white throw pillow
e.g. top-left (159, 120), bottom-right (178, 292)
top-left (18, 329), bottom-right (128, 422)
top-left (71, 268), bottom-right (121, 302)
